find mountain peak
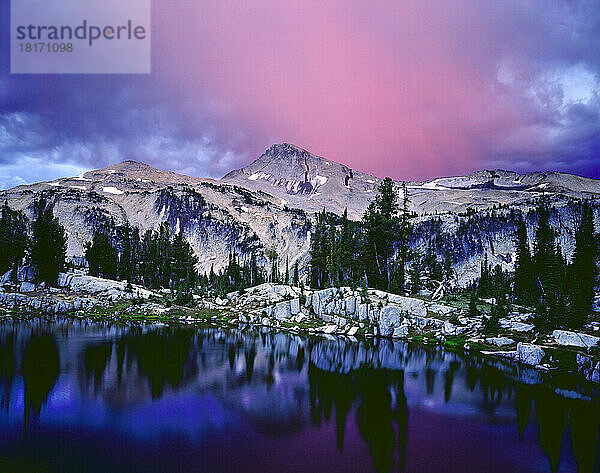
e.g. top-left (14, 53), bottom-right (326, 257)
top-left (265, 142), bottom-right (310, 156)
top-left (222, 142), bottom-right (380, 219)
top-left (76, 160), bottom-right (207, 188)
top-left (102, 160), bottom-right (162, 173)
top-left (226, 142), bottom-right (351, 183)
top-left (256, 142), bottom-right (322, 167)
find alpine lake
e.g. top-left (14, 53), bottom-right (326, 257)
top-left (0, 315), bottom-right (598, 473)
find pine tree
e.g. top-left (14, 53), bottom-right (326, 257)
top-left (362, 177), bottom-right (400, 291)
top-left (360, 276), bottom-right (370, 303)
top-left (85, 232), bottom-right (118, 279)
top-left (532, 201), bottom-right (565, 330)
top-left (250, 252), bottom-right (262, 287)
top-left (157, 222), bottom-right (173, 288)
top-left (338, 208), bottom-right (354, 282)
top-left (268, 246), bottom-right (279, 283)
top-left (443, 249), bottom-right (454, 285)
top-left (513, 214), bottom-right (534, 303)
top-left (292, 261), bottom-right (299, 287)
top-left (484, 302), bottom-right (502, 335)
top-left (425, 239), bottom-right (443, 283)
top-left (118, 223), bottom-right (133, 282)
top-left (310, 210), bottom-right (327, 288)
top-left (398, 182), bottom-right (412, 293)
top-left (492, 264), bottom-right (510, 299)
top-left (533, 202), bottom-right (556, 295)
top-left (569, 201), bottom-right (598, 327)
top-left (130, 227), bottom-right (140, 282)
top-left (139, 230), bottom-right (156, 287)
top-left (360, 211), bottom-right (377, 289)
top-left (469, 289), bottom-right (479, 317)
top-left (0, 202), bottom-right (28, 276)
top-left (135, 223), bottom-right (179, 289)
top-left (30, 205), bottom-right (67, 285)
top-left (326, 215), bottom-right (338, 286)
top-left (171, 231), bottom-right (198, 289)
top-left (409, 252), bottom-right (422, 294)
top-left (478, 254), bottom-right (491, 297)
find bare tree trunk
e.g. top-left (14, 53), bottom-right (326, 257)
top-left (386, 257), bottom-right (391, 292)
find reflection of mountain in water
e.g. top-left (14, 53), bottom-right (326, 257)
top-left (0, 318), bottom-right (598, 472)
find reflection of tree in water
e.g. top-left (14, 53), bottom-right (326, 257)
top-left (84, 342), bottom-right (112, 395)
top-left (356, 369), bottom-right (407, 473)
top-left (265, 350), bottom-right (275, 389)
top-left (466, 358), bottom-right (599, 472)
top-left (116, 328), bottom-right (196, 398)
top-left (444, 361), bottom-right (460, 403)
top-left (308, 364), bottom-right (408, 472)
top-left (466, 365), bottom-right (478, 391)
top-left (515, 384), bottom-right (533, 439)
top-left (228, 344), bottom-right (236, 371)
top-left (533, 388), bottom-right (600, 473)
top-left (0, 333), bottom-right (16, 412)
top-left (569, 400), bottom-right (600, 473)
top-left (22, 334), bottom-right (60, 432)
top-left (308, 339), bottom-right (599, 473)
top-left (116, 336), bottom-right (126, 384)
top-left (296, 346), bottom-right (305, 372)
top-left (535, 389), bottom-right (568, 472)
top-left (245, 342), bottom-right (257, 383)
top-left (425, 366), bottom-right (435, 395)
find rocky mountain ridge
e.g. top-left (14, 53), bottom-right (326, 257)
top-left (1, 143), bottom-right (599, 283)
top-left (0, 157), bottom-right (312, 276)
top-left (223, 143), bottom-right (600, 218)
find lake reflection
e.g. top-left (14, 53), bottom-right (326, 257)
top-left (0, 317), bottom-right (598, 473)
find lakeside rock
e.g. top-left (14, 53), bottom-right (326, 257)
top-left (552, 329), bottom-right (600, 348)
top-left (379, 306), bottom-right (404, 337)
top-left (499, 319), bottom-right (535, 332)
top-left (0, 271), bottom-right (154, 315)
top-left (486, 336), bottom-right (515, 347)
top-left (517, 343), bottom-right (545, 366)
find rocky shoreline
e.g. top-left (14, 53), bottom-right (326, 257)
top-left (1, 270), bottom-right (599, 384)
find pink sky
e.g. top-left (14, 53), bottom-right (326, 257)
top-left (146, 0), bottom-right (599, 180)
top-left (1, 0), bottom-right (599, 187)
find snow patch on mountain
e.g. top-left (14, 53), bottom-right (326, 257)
top-left (102, 186), bottom-right (124, 195)
top-left (248, 172), bottom-right (271, 181)
top-left (314, 175), bottom-right (328, 186)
